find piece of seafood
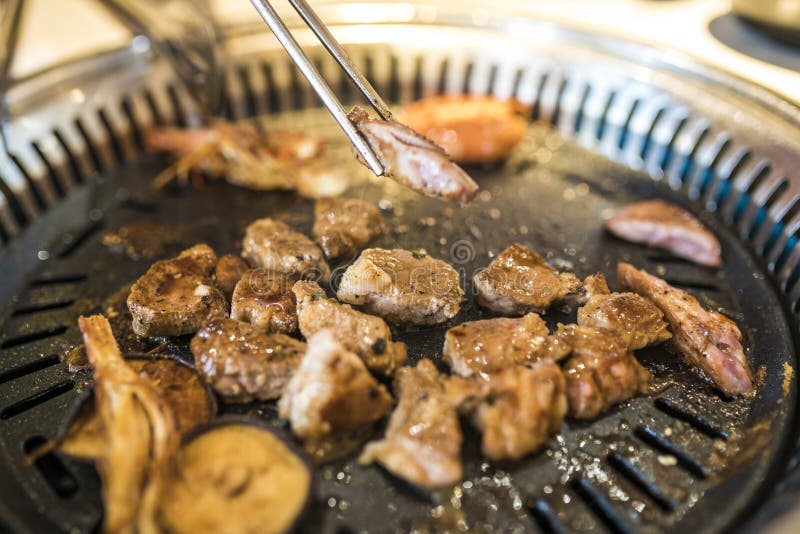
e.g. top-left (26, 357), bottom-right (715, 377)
top-left (402, 95), bottom-right (527, 164)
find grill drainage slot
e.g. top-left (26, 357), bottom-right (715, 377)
top-left (634, 426), bottom-right (709, 479)
top-left (0, 325), bottom-right (69, 350)
top-left (24, 436), bottom-right (78, 498)
top-left (0, 380), bottom-right (74, 419)
top-left (654, 398), bottom-right (729, 440)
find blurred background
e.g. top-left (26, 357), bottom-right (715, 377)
top-left (5, 0), bottom-right (799, 106)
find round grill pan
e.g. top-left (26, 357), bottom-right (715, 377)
top-left (0, 3), bottom-right (798, 533)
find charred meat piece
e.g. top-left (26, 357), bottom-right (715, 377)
top-left (348, 106), bottom-right (479, 204)
top-left (293, 281), bottom-right (406, 375)
top-left (618, 263), bottom-right (754, 396)
top-left (360, 359), bottom-right (463, 489)
top-left (473, 244), bottom-right (582, 316)
top-left (231, 269), bottom-right (298, 334)
top-left (337, 248), bottom-right (463, 326)
top-left (242, 218), bottom-right (331, 282)
top-left (443, 313), bottom-right (550, 378)
top-left (550, 324), bottom-right (653, 419)
top-left (474, 361), bottom-right (567, 461)
top-left (77, 315), bottom-right (177, 532)
top-left (191, 317), bottom-right (306, 402)
top-left (214, 254), bottom-right (250, 301)
top-left (402, 95), bottom-right (527, 164)
top-left (604, 199), bottom-right (722, 267)
top-left (578, 273), bottom-right (671, 350)
top-left (312, 197), bottom-right (385, 260)
top-left (127, 244), bottom-right (227, 337)
top-left (278, 330), bottom-right (393, 441)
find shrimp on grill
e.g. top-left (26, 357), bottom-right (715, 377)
top-left (146, 121), bottom-right (344, 195)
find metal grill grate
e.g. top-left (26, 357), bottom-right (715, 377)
top-left (0, 7), bottom-right (796, 533)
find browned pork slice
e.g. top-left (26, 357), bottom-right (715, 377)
top-left (549, 324), bottom-right (653, 419)
top-left (604, 199), bottom-right (722, 267)
top-left (577, 273), bottom-right (671, 350)
top-left (127, 244), bottom-right (227, 337)
top-left (190, 317), bottom-right (306, 402)
top-left (293, 281), bottom-right (406, 375)
top-left (278, 330), bottom-right (393, 441)
top-left (231, 269), bottom-right (297, 335)
top-left (443, 313), bottom-right (550, 378)
top-left (618, 262), bottom-right (754, 396)
top-left (312, 197), bottom-right (385, 260)
top-left (360, 359), bottom-right (463, 489)
top-left (473, 244), bottom-right (582, 316)
top-left (242, 218), bottom-right (330, 281)
top-left (336, 248), bottom-right (463, 326)
top-left (348, 106), bottom-right (479, 205)
top-left (474, 361), bottom-right (567, 461)
top-left (214, 254), bottom-right (250, 301)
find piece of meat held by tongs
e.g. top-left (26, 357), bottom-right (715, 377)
top-left (248, 0), bottom-right (478, 204)
top-left (78, 315), bottom-right (178, 533)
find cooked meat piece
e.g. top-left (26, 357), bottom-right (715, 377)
top-left (473, 244), bottom-right (582, 316)
top-left (578, 277), bottom-right (671, 350)
top-left (191, 317), bottom-right (306, 402)
top-left (242, 218), bottom-right (331, 282)
top-left (214, 254), bottom-right (250, 301)
top-left (127, 244), bottom-right (227, 337)
top-left (312, 197), bottom-right (385, 260)
top-left (359, 359), bottom-right (463, 489)
top-left (618, 263), bottom-right (754, 396)
top-left (402, 95), bottom-right (527, 164)
top-left (604, 199), bottom-right (722, 267)
top-left (549, 323), bottom-right (653, 419)
top-left (474, 361), bottom-right (567, 461)
top-left (279, 330), bottom-right (392, 440)
top-left (443, 313), bottom-right (550, 378)
top-left (293, 281), bottom-right (406, 375)
top-left (347, 106), bottom-right (479, 205)
top-left (577, 273), bottom-right (611, 304)
top-left (336, 248), bottom-right (463, 326)
top-left (231, 269), bottom-right (298, 334)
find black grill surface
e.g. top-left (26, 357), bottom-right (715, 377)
top-left (0, 113), bottom-right (795, 533)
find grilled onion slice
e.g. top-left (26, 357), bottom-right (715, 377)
top-left (156, 419), bottom-right (312, 534)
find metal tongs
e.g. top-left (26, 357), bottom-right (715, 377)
top-left (249, 0), bottom-right (390, 176)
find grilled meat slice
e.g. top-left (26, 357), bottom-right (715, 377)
top-left (214, 254), bottom-right (250, 301)
top-left (618, 262), bottom-right (754, 396)
top-left (279, 330), bottom-right (393, 440)
top-left (347, 106), bottom-right (479, 204)
top-left (443, 313), bottom-right (550, 378)
top-left (550, 324), bottom-right (653, 419)
top-left (231, 269), bottom-right (298, 334)
top-left (312, 197), bottom-right (385, 260)
top-left (401, 95), bottom-right (527, 164)
top-left (359, 359), bottom-right (463, 489)
top-left (604, 199), bottom-right (722, 267)
top-left (474, 361), bottom-right (567, 461)
top-left (191, 317), bottom-right (306, 402)
top-left (336, 248), bottom-right (463, 326)
top-left (127, 244), bottom-right (227, 337)
top-left (293, 281), bottom-right (406, 375)
top-left (473, 244), bottom-right (582, 315)
top-left (578, 274), bottom-right (671, 350)
top-left (242, 218), bottom-right (330, 282)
